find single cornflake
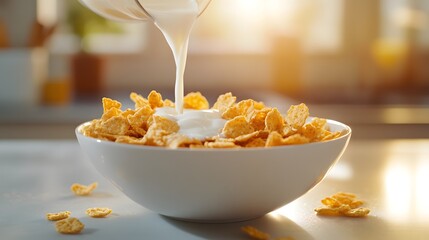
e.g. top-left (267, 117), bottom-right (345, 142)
top-left (322, 131), bottom-right (342, 141)
top-left (102, 97), bottom-right (121, 113)
top-left (149, 115), bottom-right (179, 133)
top-left (234, 131), bottom-right (260, 143)
top-left (143, 116), bottom-right (180, 146)
top-left (119, 108), bottom-right (135, 118)
top-left (222, 116), bottom-right (255, 139)
top-left (330, 192), bottom-right (356, 204)
top-left (285, 103), bottom-right (309, 131)
top-left (266, 132), bottom-right (309, 147)
top-left (101, 107), bottom-right (122, 122)
top-left (343, 207), bottom-right (371, 217)
top-left (55, 217), bottom-right (84, 234)
top-left (222, 99), bottom-right (255, 120)
top-left (204, 141), bottom-right (238, 148)
top-left (212, 92), bottom-right (236, 114)
top-left (46, 211), bottom-right (71, 221)
top-left (314, 206), bottom-right (344, 216)
top-left (127, 104), bottom-right (154, 136)
top-left (265, 131), bottom-right (284, 147)
top-left (282, 134), bottom-right (310, 145)
top-left (241, 226), bottom-right (270, 240)
top-left (164, 133), bottom-right (202, 149)
top-left (143, 133), bottom-right (166, 146)
top-left (349, 200), bottom-right (364, 209)
top-left (148, 90), bottom-right (164, 109)
top-left (163, 99), bottom-right (175, 107)
top-left (81, 120), bottom-right (100, 138)
top-left (70, 182), bottom-right (98, 196)
top-left (183, 92), bottom-right (209, 110)
top-left (265, 108), bottom-right (285, 133)
top-left (244, 138), bottom-right (266, 148)
top-left (130, 92), bottom-right (150, 109)
top-left (85, 207), bottom-right (112, 218)
top-left (247, 108), bottom-right (270, 131)
top-left (282, 125), bottom-right (294, 137)
top-left (115, 136), bottom-right (147, 145)
top-left (253, 101), bottom-right (265, 110)
top-left (321, 197), bottom-right (342, 208)
top-left (100, 116), bottom-right (130, 136)
top-left (300, 118), bottom-right (326, 141)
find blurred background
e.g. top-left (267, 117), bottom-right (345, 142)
top-left (0, 0), bottom-right (428, 139)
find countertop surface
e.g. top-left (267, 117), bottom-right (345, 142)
top-left (1, 139), bottom-right (429, 240)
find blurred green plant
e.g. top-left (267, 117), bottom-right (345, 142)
top-left (66, 1), bottom-right (123, 52)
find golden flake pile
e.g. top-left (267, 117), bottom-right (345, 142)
top-left (314, 192), bottom-right (370, 217)
top-left (82, 91), bottom-right (341, 148)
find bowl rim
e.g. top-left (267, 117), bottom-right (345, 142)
top-left (75, 118), bottom-right (351, 152)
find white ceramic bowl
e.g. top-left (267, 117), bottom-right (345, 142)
top-left (76, 119), bottom-right (351, 222)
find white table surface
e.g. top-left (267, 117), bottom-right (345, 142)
top-left (1, 139), bottom-right (429, 240)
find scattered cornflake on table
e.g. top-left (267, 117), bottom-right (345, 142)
top-left (241, 226), bottom-right (294, 240)
top-left (315, 192), bottom-right (370, 217)
top-left (241, 226), bottom-right (271, 240)
top-left (85, 207), bottom-right (112, 218)
top-left (70, 182), bottom-right (98, 196)
top-left (55, 217), bottom-right (84, 234)
top-left (46, 211), bottom-right (71, 221)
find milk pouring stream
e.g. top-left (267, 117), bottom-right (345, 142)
top-left (142, 0), bottom-right (199, 114)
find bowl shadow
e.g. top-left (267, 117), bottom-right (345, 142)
top-left (161, 214), bottom-right (314, 240)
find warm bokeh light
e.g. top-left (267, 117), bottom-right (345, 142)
top-left (415, 155), bottom-right (429, 220)
top-left (199, 0), bottom-right (343, 53)
top-left (383, 141), bottom-right (429, 223)
top-left (384, 159), bottom-right (412, 222)
top-left (325, 161), bottom-right (353, 180)
top-left (37, 0), bottom-right (57, 27)
top-left (270, 201), bottom-right (303, 222)
top-left (2, 0), bottom-right (429, 108)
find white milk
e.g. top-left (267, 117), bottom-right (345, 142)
top-left (140, 0), bottom-right (199, 114)
top-left (156, 107), bottom-right (227, 140)
top-left (141, 1), bottom-right (226, 139)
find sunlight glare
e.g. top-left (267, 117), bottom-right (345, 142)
top-left (416, 157), bottom-right (429, 220)
top-left (384, 159), bottom-right (412, 222)
top-left (37, 0), bottom-right (57, 27)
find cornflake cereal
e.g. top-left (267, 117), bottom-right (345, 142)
top-left (183, 91), bottom-right (209, 110)
top-left (46, 211), bottom-right (71, 221)
top-left (241, 226), bottom-right (270, 240)
top-left (241, 226), bottom-right (294, 240)
top-left (70, 182), bottom-right (98, 196)
top-left (315, 192), bottom-right (370, 217)
top-left (85, 207), bottom-right (112, 218)
top-left (82, 91), bottom-right (342, 149)
top-left (55, 217), bottom-right (85, 234)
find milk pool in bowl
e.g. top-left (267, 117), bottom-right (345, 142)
top-left (76, 119), bottom-right (351, 222)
